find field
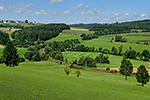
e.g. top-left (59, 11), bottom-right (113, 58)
top-left (0, 61), bottom-right (150, 100)
top-left (62, 51), bottom-right (148, 68)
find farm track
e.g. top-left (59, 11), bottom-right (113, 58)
top-left (39, 48), bottom-right (112, 74)
top-left (0, 46), bottom-right (4, 48)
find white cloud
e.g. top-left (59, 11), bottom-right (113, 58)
top-left (70, 3), bottom-right (89, 10)
top-left (62, 10), bottom-right (70, 15)
top-left (0, 6), bottom-right (4, 11)
top-left (9, 3), bottom-right (33, 14)
top-left (80, 11), bottom-right (85, 14)
top-left (125, 13), bottom-right (129, 16)
top-left (110, 13), bottom-right (119, 17)
top-left (86, 8), bottom-right (100, 15)
top-left (48, 0), bottom-right (65, 5)
top-left (25, 10), bottom-right (32, 14)
top-left (134, 12), bottom-right (137, 15)
top-left (36, 10), bottom-right (48, 15)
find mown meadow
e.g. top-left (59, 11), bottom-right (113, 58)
top-left (0, 61), bottom-right (150, 100)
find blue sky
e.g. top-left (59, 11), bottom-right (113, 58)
top-left (0, 0), bottom-right (150, 24)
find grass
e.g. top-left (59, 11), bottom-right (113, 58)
top-left (46, 30), bottom-right (94, 42)
top-left (0, 61), bottom-right (150, 100)
top-left (62, 51), bottom-right (148, 68)
top-left (81, 37), bottom-right (150, 53)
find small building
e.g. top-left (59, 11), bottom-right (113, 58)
top-left (33, 21), bottom-right (36, 24)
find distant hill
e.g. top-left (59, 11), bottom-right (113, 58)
top-left (70, 19), bottom-right (150, 30)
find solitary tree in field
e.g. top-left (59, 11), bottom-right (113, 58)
top-left (141, 50), bottom-right (150, 61)
top-left (2, 41), bottom-right (19, 67)
top-left (136, 65), bottom-right (149, 86)
top-left (120, 56), bottom-right (133, 83)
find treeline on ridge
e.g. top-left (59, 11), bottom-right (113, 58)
top-left (11, 23), bottom-right (70, 41)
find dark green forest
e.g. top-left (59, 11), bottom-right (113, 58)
top-left (11, 23), bottom-right (70, 41)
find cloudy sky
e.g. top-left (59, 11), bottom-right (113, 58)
top-left (0, 0), bottom-right (150, 24)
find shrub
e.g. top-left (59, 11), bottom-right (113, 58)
top-left (19, 57), bottom-right (25, 62)
top-left (114, 70), bottom-right (118, 73)
top-left (110, 70), bottom-right (114, 73)
top-left (64, 67), bottom-right (71, 75)
top-left (75, 70), bottom-right (81, 77)
top-left (69, 64), bottom-right (74, 68)
top-left (106, 68), bottom-right (110, 70)
top-left (0, 57), bottom-right (4, 63)
top-left (60, 62), bottom-right (62, 64)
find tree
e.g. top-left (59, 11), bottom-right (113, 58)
top-left (64, 67), bottom-right (71, 75)
top-left (141, 50), bottom-right (150, 61)
top-left (25, 19), bottom-right (28, 23)
top-left (136, 65), bottom-right (149, 86)
top-left (2, 41), bottom-right (19, 67)
top-left (120, 56), bottom-right (133, 83)
top-left (118, 45), bottom-right (123, 55)
top-left (75, 70), bottom-right (81, 77)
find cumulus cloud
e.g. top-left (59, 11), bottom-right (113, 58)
top-left (0, 6), bottom-right (4, 11)
top-left (48, 0), bottom-right (65, 5)
top-left (9, 3), bottom-right (33, 14)
top-left (69, 3), bottom-right (89, 10)
top-left (81, 8), bottom-right (99, 16)
top-left (36, 10), bottom-right (48, 15)
top-left (25, 10), bottom-right (32, 14)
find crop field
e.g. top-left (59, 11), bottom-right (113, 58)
top-left (62, 51), bottom-right (148, 68)
top-left (0, 61), bottom-right (150, 100)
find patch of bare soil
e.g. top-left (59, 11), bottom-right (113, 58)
top-left (70, 28), bottom-right (89, 31)
top-left (5, 29), bottom-right (20, 32)
top-left (109, 67), bottom-right (150, 74)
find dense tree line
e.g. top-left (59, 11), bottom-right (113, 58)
top-left (0, 31), bottom-right (10, 45)
top-left (0, 24), bottom-right (24, 29)
top-left (70, 19), bottom-right (150, 30)
top-left (11, 23), bottom-right (70, 41)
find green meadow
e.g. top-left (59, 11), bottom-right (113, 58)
top-left (62, 51), bottom-right (148, 68)
top-left (0, 61), bottom-right (150, 100)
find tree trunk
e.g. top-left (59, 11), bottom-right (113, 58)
top-left (126, 75), bottom-right (127, 84)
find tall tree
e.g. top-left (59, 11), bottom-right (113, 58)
top-left (136, 65), bottom-right (149, 86)
top-left (141, 50), bottom-right (150, 61)
top-left (118, 45), bottom-right (123, 55)
top-left (120, 56), bottom-right (133, 83)
top-left (2, 41), bottom-right (19, 67)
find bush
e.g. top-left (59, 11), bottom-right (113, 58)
top-left (64, 67), bottom-right (71, 75)
top-left (0, 57), bottom-right (4, 63)
top-left (69, 64), bottom-right (74, 68)
top-left (114, 70), bottom-right (118, 73)
top-left (40, 54), bottom-right (49, 61)
top-left (106, 68), bottom-right (110, 70)
top-left (19, 57), bottom-right (25, 62)
top-left (60, 62), bottom-right (62, 64)
top-left (75, 70), bottom-right (81, 77)
top-left (110, 70), bottom-right (114, 73)
top-left (73, 60), bottom-right (77, 64)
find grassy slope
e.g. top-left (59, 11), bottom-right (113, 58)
top-left (0, 61), bottom-right (150, 100)
top-left (46, 30), bottom-right (94, 42)
top-left (81, 37), bottom-right (150, 53)
top-left (62, 51), bottom-right (148, 68)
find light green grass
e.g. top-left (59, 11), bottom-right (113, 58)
top-left (62, 51), bottom-right (148, 68)
top-left (81, 37), bottom-right (150, 53)
top-left (46, 30), bottom-right (94, 42)
top-left (0, 61), bottom-right (150, 100)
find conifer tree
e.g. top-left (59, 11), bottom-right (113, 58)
top-left (2, 41), bottom-right (19, 67)
top-left (136, 65), bottom-right (149, 86)
top-left (120, 56), bottom-right (133, 83)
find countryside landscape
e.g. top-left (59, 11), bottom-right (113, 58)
top-left (1, 0), bottom-right (150, 100)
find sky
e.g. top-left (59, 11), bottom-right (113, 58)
top-left (0, 0), bottom-right (150, 24)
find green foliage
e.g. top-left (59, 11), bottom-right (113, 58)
top-left (75, 70), bottom-right (81, 77)
top-left (64, 66), bottom-right (71, 75)
top-left (120, 56), bottom-right (133, 83)
top-left (69, 64), bottom-right (74, 68)
top-left (118, 45), bottom-right (123, 56)
top-left (50, 51), bottom-right (64, 61)
top-left (0, 31), bottom-right (10, 45)
top-left (136, 65), bottom-right (149, 86)
top-left (115, 35), bottom-right (127, 42)
top-left (19, 57), bottom-right (25, 63)
top-left (32, 52), bottom-right (41, 61)
top-left (45, 46), bottom-right (53, 54)
top-left (124, 48), bottom-right (137, 59)
top-left (0, 57), bottom-right (4, 63)
top-left (78, 56), bottom-right (97, 68)
top-left (141, 50), bottom-right (150, 61)
top-left (106, 67), bottom-right (110, 70)
top-left (11, 23), bottom-right (70, 41)
top-left (95, 53), bottom-right (110, 64)
top-left (40, 54), bottom-right (49, 61)
top-left (2, 41), bottom-right (19, 67)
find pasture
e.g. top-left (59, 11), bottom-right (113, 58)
top-left (62, 51), bottom-right (148, 68)
top-left (0, 61), bottom-right (150, 100)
